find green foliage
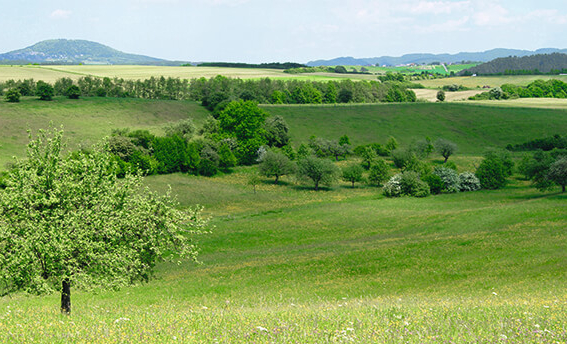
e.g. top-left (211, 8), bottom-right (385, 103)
top-left (475, 155), bottom-right (508, 189)
top-left (198, 146), bottom-right (220, 177)
top-left (391, 149), bottom-right (420, 172)
top-left (359, 146), bottom-right (377, 170)
top-left (218, 100), bottom-right (268, 165)
top-left (410, 137), bottom-right (434, 159)
top-left (264, 115), bottom-right (291, 148)
top-left (0, 127), bottom-right (208, 312)
top-left (164, 119), bottom-right (196, 142)
top-left (367, 159), bottom-right (390, 186)
top-left (384, 172), bottom-right (429, 197)
top-left (341, 164), bottom-right (365, 188)
top-left (5, 88), bottom-right (20, 102)
top-left (217, 143), bottom-right (237, 172)
top-left (547, 157), bottom-right (567, 192)
top-left (66, 85), bottom-right (81, 99)
top-left (422, 173), bottom-right (444, 194)
top-left (436, 90), bottom-right (445, 102)
top-left (434, 138), bottom-right (457, 163)
top-left (258, 150), bottom-right (296, 184)
top-left (385, 136), bottom-right (398, 152)
top-left (297, 156), bottom-right (340, 190)
top-left (35, 81), bottom-right (54, 101)
top-left (152, 135), bottom-right (193, 174)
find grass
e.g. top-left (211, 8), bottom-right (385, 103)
top-left (0, 170), bottom-right (565, 343)
top-left (0, 97), bottom-right (210, 168)
top-left (263, 102), bottom-right (567, 152)
top-left (0, 97), bottom-right (566, 342)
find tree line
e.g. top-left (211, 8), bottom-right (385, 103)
top-left (1, 75), bottom-right (417, 107)
top-left (459, 53), bottom-right (567, 76)
top-left (469, 79), bottom-right (567, 100)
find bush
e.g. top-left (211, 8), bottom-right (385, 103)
top-left (36, 81), bottom-right (54, 101)
top-left (297, 156), bottom-right (340, 191)
top-left (459, 172), bottom-right (481, 191)
top-left (422, 174), bottom-right (444, 194)
top-left (5, 88), bottom-right (20, 102)
top-left (400, 171), bottom-right (430, 197)
top-left (66, 85), bottom-right (81, 99)
top-left (476, 157), bottom-right (507, 189)
top-left (383, 174), bottom-right (402, 197)
top-left (433, 167), bottom-right (460, 193)
top-left (342, 164), bottom-right (365, 188)
top-left (436, 90), bottom-right (445, 102)
top-left (367, 159), bottom-right (390, 186)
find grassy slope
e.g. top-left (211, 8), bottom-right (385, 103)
top-left (0, 97), bottom-right (210, 168)
top-left (0, 98), bottom-right (566, 342)
top-left (263, 102), bottom-right (567, 153)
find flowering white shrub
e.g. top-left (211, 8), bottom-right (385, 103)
top-left (459, 172), bottom-right (481, 191)
top-left (383, 173), bottom-right (402, 197)
top-left (433, 167), bottom-right (460, 193)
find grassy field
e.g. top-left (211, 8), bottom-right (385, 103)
top-left (0, 169), bottom-right (565, 343)
top-left (263, 102), bottom-right (567, 152)
top-left (0, 97), bottom-right (566, 342)
top-left (412, 89), bottom-right (485, 102)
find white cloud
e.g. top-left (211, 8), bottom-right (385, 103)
top-left (420, 16), bottom-right (470, 33)
top-left (473, 4), bottom-right (512, 26)
top-left (525, 9), bottom-right (567, 25)
top-left (405, 1), bottom-right (470, 15)
top-left (51, 9), bottom-right (72, 19)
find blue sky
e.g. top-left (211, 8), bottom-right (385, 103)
top-left (1, 0), bottom-right (566, 63)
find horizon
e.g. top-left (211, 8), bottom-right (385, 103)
top-left (0, 1), bottom-right (566, 64)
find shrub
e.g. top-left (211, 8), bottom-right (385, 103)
top-left (437, 90), bottom-right (445, 102)
top-left (400, 171), bottom-right (430, 197)
top-left (5, 88), bottom-right (20, 102)
top-left (36, 81), bottom-right (54, 101)
top-left (433, 167), bottom-right (460, 193)
top-left (434, 138), bottom-right (457, 163)
top-left (476, 156), bottom-right (507, 189)
top-left (383, 174), bottom-right (402, 197)
top-left (66, 85), bottom-right (81, 99)
top-left (422, 174), bottom-right (444, 194)
top-left (459, 172), bottom-right (481, 191)
top-left (342, 164), bottom-right (365, 188)
top-left (367, 159), bottom-right (390, 186)
top-left (297, 156), bottom-right (340, 191)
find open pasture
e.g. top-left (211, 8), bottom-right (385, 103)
top-left (1, 97), bottom-right (566, 342)
top-left (0, 170), bottom-right (565, 343)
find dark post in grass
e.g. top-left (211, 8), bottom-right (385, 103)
top-left (61, 279), bottom-right (71, 314)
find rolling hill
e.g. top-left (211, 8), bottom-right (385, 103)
top-left (0, 39), bottom-right (185, 65)
top-left (307, 48), bottom-right (567, 67)
top-left (459, 53), bottom-right (567, 75)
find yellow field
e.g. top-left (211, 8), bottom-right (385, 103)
top-left (412, 89), bottom-right (485, 102)
top-left (0, 65), bottom-right (374, 82)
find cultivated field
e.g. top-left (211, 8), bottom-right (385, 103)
top-left (412, 89), bottom-right (485, 101)
top-left (419, 74), bottom-right (567, 89)
top-left (0, 97), bottom-right (566, 342)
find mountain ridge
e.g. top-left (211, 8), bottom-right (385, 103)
top-left (0, 39), bottom-right (184, 66)
top-left (307, 48), bottom-right (567, 67)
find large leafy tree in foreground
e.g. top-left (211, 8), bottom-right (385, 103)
top-left (0, 128), bottom-right (208, 314)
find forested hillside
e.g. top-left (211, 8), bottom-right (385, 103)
top-left (460, 53), bottom-right (567, 75)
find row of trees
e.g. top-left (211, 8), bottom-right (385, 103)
top-left (469, 79), bottom-right (567, 100)
top-left (1, 76), bottom-right (418, 107)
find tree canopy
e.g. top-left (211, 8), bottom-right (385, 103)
top-left (0, 128), bottom-right (208, 314)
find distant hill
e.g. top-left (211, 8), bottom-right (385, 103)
top-left (0, 39), bottom-right (185, 65)
top-left (307, 48), bottom-right (567, 67)
top-left (458, 53), bottom-right (567, 75)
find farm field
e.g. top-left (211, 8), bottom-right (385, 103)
top-left (412, 88), bottom-right (485, 101)
top-left (1, 97), bottom-right (566, 342)
top-left (0, 65), bottom-right (375, 83)
top-left (419, 74), bottom-right (567, 89)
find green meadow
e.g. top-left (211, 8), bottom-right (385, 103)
top-left (0, 97), bottom-right (566, 343)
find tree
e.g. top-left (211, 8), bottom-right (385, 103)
top-left (164, 119), bottom-right (196, 142)
top-left (66, 85), bottom-right (81, 99)
top-left (436, 90), bottom-right (446, 102)
top-left (434, 138), bottom-right (457, 163)
top-left (36, 81), bottom-right (54, 101)
top-left (297, 156), bottom-right (340, 191)
top-left (5, 88), bottom-right (20, 102)
top-left (547, 156), bottom-right (567, 192)
top-left (360, 146), bottom-right (377, 170)
top-left (367, 159), bottom-right (390, 186)
top-left (218, 100), bottom-right (268, 165)
top-left (258, 150), bottom-right (296, 184)
top-left (475, 155), bottom-right (507, 189)
top-left (342, 164), bottom-right (364, 188)
top-left (264, 115), bottom-right (290, 148)
top-left (0, 128), bottom-right (208, 314)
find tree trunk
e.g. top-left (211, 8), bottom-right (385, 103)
top-left (352, 181), bottom-right (355, 188)
top-left (61, 279), bottom-right (71, 315)
top-left (562, 184), bottom-right (565, 193)
top-left (443, 156), bottom-right (449, 163)
top-left (314, 180), bottom-right (319, 191)
top-left (274, 175), bottom-right (279, 184)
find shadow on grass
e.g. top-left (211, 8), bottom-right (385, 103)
top-left (291, 185), bottom-right (335, 192)
top-left (510, 190), bottom-right (567, 200)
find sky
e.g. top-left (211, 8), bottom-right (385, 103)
top-left (1, 0), bottom-right (566, 63)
